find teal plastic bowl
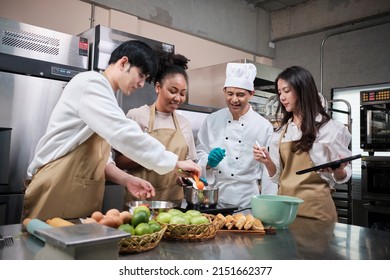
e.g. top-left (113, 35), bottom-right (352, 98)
top-left (251, 195), bottom-right (304, 229)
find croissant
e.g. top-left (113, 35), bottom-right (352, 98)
top-left (244, 214), bottom-right (255, 230)
top-left (225, 215), bottom-right (235, 229)
top-left (252, 217), bottom-right (265, 231)
top-left (233, 213), bottom-right (246, 230)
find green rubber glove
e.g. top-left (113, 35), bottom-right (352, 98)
top-left (207, 148), bottom-right (226, 168)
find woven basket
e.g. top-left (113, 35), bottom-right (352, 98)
top-left (162, 214), bottom-right (224, 241)
top-left (118, 224), bottom-right (167, 254)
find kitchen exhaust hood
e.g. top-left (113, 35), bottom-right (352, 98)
top-left (185, 59), bottom-right (281, 114)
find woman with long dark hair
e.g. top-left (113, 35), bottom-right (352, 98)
top-left (254, 66), bottom-right (352, 222)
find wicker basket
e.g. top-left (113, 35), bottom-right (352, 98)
top-left (118, 224), bottom-right (167, 254)
top-left (162, 214), bottom-right (224, 241)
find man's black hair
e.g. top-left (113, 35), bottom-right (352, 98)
top-left (108, 40), bottom-right (158, 82)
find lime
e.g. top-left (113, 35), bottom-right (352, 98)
top-left (133, 205), bottom-right (151, 218)
top-left (118, 223), bottom-right (135, 235)
top-left (131, 211), bottom-right (149, 228)
top-left (149, 222), bottom-right (162, 233)
top-left (134, 223), bottom-right (153, 235)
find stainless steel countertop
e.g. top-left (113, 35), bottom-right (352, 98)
top-left (1, 217), bottom-right (390, 260)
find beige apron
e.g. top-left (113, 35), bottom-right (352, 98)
top-left (23, 133), bottom-right (110, 220)
top-left (278, 125), bottom-right (337, 222)
top-left (125, 104), bottom-right (188, 203)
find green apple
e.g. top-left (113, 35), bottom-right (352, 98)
top-left (168, 208), bottom-right (184, 216)
top-left (169, 215), bottom-right (190, 225)
top-left (185, 209), bottom-right (202, 217)
top-left (156, 212), bottom-right (172, 224)
top-left (190, 215), bottom-right (209, 225)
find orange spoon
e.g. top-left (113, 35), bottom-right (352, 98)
top-left (193, 174), bottom-right (204, 190)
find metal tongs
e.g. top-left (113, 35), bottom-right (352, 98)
top-left (0, 234), bottom-right (14, 246)
top-left (182, 177), bottom-right (208, 189)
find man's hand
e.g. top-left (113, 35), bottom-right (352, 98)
top-left (175, 160), bottom-right (201, 177)
top-left (207, 148), bottom-right (226, 168)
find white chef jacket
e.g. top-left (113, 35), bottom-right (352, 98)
top-left (196, 106), bottom-right (278, 208)
top-left (269, 116), bottom-right (352, 188)
top-left (27, 71), bottom-right (177, 178)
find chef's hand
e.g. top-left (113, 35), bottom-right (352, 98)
top-left (125, 175), bottom-right (155, 200)
top-left (207, 148), bottom-right (226, 168)
top-left (175, 160), bottom-right (201, 177)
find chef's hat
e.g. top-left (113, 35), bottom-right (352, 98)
top-left (224, 63), bottom-right (257, 91)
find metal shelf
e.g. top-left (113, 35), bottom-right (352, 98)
top-left (328, 99), bottom-right (353, 224)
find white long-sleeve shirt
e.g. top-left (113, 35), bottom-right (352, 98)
top-left (196, 107), bottom-right (278, 208)
top-left (27, 71), bottom-right (177, 178)
top-left (269, 116), bottom-right (352, 187)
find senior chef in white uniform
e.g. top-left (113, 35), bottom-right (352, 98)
top-left (196, 62), bottom-right (278, 209)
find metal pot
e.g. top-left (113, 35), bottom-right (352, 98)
top-left (125, 200), bottom-right (179, 215)
top-left (183, 186), bottom-right (219, 207)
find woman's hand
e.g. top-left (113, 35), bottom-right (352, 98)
top-left (253, 144), bottom-right (276, 177)
top-left (253, 144), bottom-right (269, 163)
top-left (104, 163), bottom-right (155, 200)
top-left (320, 161), bottom-right (348, 181)
top-left (125, 175), bottom-right (155, 200)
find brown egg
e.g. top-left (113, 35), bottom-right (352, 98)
top-left (119, 211), bottom-right (132, 224)
top-left (112, 216), bottom-right (123, 228)
top-left (99, 216), bottom-right (116, 228)
top-left (91, 211), bottom-right (104, 222)
top-left (82, 217), bottom-right (98, 224)
top-left (106, 208), bottom-right (120, 217)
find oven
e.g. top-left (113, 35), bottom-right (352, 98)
top-left (358, 88), bottom-right (390, 231)
top-left (361, 156), bottom-right (390, 202)
top-left (360, 88), bottom-right (390, 155)
top-left (359, 156), bottom-right (390, 231)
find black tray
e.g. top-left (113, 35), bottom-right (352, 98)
top-left (296, 154), bottom-right (361, 175)
top-left (177, 202), bottom-right (238, 216)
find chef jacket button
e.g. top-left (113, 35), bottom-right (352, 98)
top-left (241, 123), bottom-right (244, 126)
top-left (228, 120), bottom-right (231, 123)
top-left (235, 157), bottom-right (238, 160)
top-left (238, 140), bottom-right (241, 143)
top-left (226, 137), bottom-right (228, 140)
top-left (231, 174), bottom-right (234, 176)
top-left (219, 171), bottom-right (222, 173)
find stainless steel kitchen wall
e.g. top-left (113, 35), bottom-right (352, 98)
top-left (186, 59), bottom-right (281, 111)
top-left (79, 25), bottom-right (175, 113)
top-left (0, 17), bottom-right (88, 224)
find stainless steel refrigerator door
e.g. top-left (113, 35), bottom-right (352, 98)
top-left (0, 71), bottom-right (67, 193)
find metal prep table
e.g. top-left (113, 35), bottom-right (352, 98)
top-left (1, 217), bottom-right (390, 260)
